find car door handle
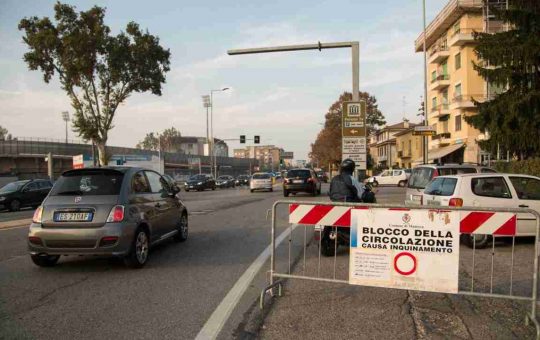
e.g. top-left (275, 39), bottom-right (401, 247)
top-left (519, 204), bottom-right (529, 208)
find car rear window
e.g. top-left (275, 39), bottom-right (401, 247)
top-left (252, 174), bottom-right (271, 179)
top-left (408, 167), bottom-right (435, 189)
top-left (424, 178), bottom-right (457, 196)
top-left (287, 170), bottom-right (311, 178)
top-left (50, 169), bottom-right (124, 196)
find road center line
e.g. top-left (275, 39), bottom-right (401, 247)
top-left (195, 224), bottom-right (298, 340)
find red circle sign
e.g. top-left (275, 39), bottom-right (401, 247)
top-left (394, 252), bottom-right (417, 276)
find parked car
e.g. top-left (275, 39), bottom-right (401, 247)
top-left (28, 167), bottom-right (188, 268)
top-left (250, 173), bottom-right (273, 192)
top-left (406, 164), bottom-right (496, 205)
top-left (236, 175), bottom-right (251, 186)
top-left (185, 174), bottom-right (216, 191)
top-left (0, 179), bottom-right (53, 211)
top-left (366, 169), bottom-right (409, 187)
top-left (317, 171), bottom-right (329, 183)
top-left (421, 173), bottom-right (540, 248)
top-left (283, 169), bottom-right (321, 197)
top-left (216, 175), bottom-right (236, 188)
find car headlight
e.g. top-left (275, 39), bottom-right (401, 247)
top-left (0, 197), bottom-right (5, 202)
top-left (197, 182), bottom-right (203, 185)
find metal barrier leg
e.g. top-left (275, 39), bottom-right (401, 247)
top-left (333, 226), bottom-right (337, 280)
top-left (490, 235), bottom-right (496, 294)
top-left (318, 228), bottom-right (322, 278)
top-left (303, 225), bottom-right (307, 275)
top-left (510, 236), bottom-right (515, 296)
top-left (471, 236), bottom-right (476, 292)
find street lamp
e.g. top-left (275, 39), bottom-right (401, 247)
top-left (61, 111), bottom-right (70, 144)
top-left (202, 95), bottom-right (212, 175)
top-left (210, 87), bottom-right (229, 176)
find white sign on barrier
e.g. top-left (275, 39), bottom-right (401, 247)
top-left (349, 209), bottom-right (460, 294)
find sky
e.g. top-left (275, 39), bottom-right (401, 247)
top-left (0, 0), bottom-right (448, 160)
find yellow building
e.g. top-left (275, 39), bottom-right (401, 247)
top-left (414, 0), bottom-right (504, 164)
top-left (395, 127), bottom-right (424, 169)
top-left (368, 121), bottom-right (415, 169)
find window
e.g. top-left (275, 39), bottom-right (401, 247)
top-left (25, 182), bottom-right (38, 191)
top-left (455, 115), bottom-right (462, 131)
top-left (37, 181), bottom-right (52, 189)
top-left (431, 70), bottom-right (436, 82)
top-left (509, 177), bottom-right (540, 200)
top-left (145, 171), bottom-right (168, 194)
top-left (132, 171), bottom-right (151, 193)
top-left (408, 140), bottom-right (412, 155)
top-left (286, 170), bottom-right (310, 178)
top-left (424, 177), bottom-right (457, 196)
top-left (453, 22), bottom-right (461, 35)
top-left (471, 177), bottom-right (512, 198)
top-left (454, 83), bottom-right (462, 97)
top-left (50, 169), bottom-right (125, 196)
top-left (455, 52), bottom-right (461, 70)
top-left (441, 61), bottom-right (448, 76)
top-left (393, 171), bottom-right (402, 177)
top-left (442, 90), bottom-right (449, 106)
top-left (432, 97), bottom-right (437, 110)
top-left (408, 167), bottom-right (435, 189)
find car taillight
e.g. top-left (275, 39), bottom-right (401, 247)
top-left (107, 205), bottom-right (125, 223)
top-left (449, 198), bottom-right (463, 207)
top-left (307, 178), bottom-right (314, 183)
top-left (28, 236), bottom-right (43, 246)
top-left (32, 206), bottom-right (43, 224)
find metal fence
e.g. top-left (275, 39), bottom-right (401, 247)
top-left (261, 200), bottom-right (540, 338)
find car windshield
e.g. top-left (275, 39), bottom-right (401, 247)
top-left (424, 178), bottom-right (457, 196)
top-left (252, 174), bottom-right (271, 179)
top-left (287, 170), bottom-right (311, 178)
top-left (0, 181), bottom-right (28, 193)
top-left (50, 169), bottom-right (124, 196)
top-left (408, 167), bottom-right (435, 189)
top-left (218, 176), bottom-right (228, 180)
top-left (189, 175), bottom-right (206, 181)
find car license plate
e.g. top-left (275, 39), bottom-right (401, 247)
top-left (54, 212), bottom-right (93, 222)
top-left (427, 200), bottom-right (441, 206)
top-left (293, 180), bottom-right (303, 184)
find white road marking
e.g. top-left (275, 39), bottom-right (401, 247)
top-left (195, 224), bottom-right (298, 340)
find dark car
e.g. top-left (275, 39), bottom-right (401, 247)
top-left (216, 175), bottom-right (236, 188)
top-left (283, 169), bottom-right (321, 197)
top-left (236, 175), bottom-right (250, 186)
top-left (317, 171), bottom-right (329, 183)
top-left (0, 179), bottom-right (53, 212)
top-left (28, 167), bottom-right (187, 268)
top-left (185, 174), bottom-right (216, 191)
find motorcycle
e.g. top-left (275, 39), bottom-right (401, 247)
top-left (320, 184), bottom-right (376, 257)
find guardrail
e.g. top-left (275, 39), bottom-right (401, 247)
top-left (261, 201), bottom-right (540, 338)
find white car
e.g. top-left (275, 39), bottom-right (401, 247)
top-left (421, 173), bottom-right (540, 247)
top-left (250, 172), bottom-right (273, 192)
top-left (366, 169), bottom-right (409, 187)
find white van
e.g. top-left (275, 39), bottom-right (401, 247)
top-left (405, 164), bottom-right (496, 205)
top-left (422, 173), bottom-right (540, 247)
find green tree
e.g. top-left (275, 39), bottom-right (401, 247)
top-left (0, 125), bottom-right (9, 140)
top-left (465, 0), bottom-right (540, 159)
top-left (309, 91), bottom-right (386, 168)
top-left (19, 2), bottom-right (171, 165)
top-left (136, 127), bottom-right (182, 152)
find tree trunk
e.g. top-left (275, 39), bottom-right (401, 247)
top-left (96, 141), bottom-right (108, 166)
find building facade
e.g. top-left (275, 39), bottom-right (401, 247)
top-left (394, 128), bottom-right (424, 169)
top-left (368, 121), bottom-right (416, 169)
top-left (414, 0), bottom-right (505, 164)
top-left (233, 145), bottom-right (291, 171)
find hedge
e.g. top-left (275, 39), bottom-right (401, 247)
top-left (494, 159), bottom-right (540, 177)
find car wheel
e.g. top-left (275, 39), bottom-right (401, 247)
top-left (30, 254), bottom-right (60, 267)
top-left (174, 213), bottom-right (188, 242)
top-left (124, 228), bottom-right (150, 269)
top-left (461, 234), bottom-right (491, 249)
top-left (284, 190), bottom-right (289, 197)
top-left (398, 180), bottom-right (406, 187)
top-left (212, 186), bottom-right (216, 190)
top-left (9, 199), bottom-right (21, 212)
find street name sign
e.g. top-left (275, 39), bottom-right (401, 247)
top-left (349, 208), bottom-right (460, 294)
top-left (342, 101), bottom-right (367, 170)
top-left (413, 125), bottom-right (436, 136)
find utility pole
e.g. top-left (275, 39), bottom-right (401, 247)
top-left (202, 95), bottom-right (212, 176)
top-left (210, 88), bottom-right (229, 177)
top-left (422, 0), bottom-right (429, 164)
top-left (61, 111), bottom-right (69, 144)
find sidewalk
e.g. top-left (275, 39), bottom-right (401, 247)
top-left (255, 241), bottom-right (536, 339)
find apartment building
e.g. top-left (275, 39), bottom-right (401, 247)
top-left (395, 127), bottom-right (424, 169)
top-left (414, 0), bottom-right (505, 164)
top-left (368, 121), bottom-right (416, 169)
top-left (233, 145), bottom-right (291, 171)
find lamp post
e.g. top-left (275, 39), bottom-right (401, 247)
top-left (61, 111), bottom-right (70, 144)
top-left (202, 95), bottom-right (212, 175)
top-left (210, 87), bottom-right (229, 177)
top-left (422, 0), bottom-right (429, 164)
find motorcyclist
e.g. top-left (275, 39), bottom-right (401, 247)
top-left (329, 158), bottom-right (365, 202)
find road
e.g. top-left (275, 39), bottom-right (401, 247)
top-left (0, 182), bottom-right (345, 340)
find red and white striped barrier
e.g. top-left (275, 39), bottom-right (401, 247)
top-left (288, 204), bottom-right (517, 235)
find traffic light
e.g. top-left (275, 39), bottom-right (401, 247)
top-left (254, 135), bottom-right (260, 144)
top-left (240, 135), bottom-right (246, 143)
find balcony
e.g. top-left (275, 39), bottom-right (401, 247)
top-left (379, 155), bottom-right (388, 162)
top-left (450, 94), bottom-right (483, 110)
top-left (432, 132), bottom-right (452, 146)
top-left (430, 74), bottom-right (450, 91)
top-left (430, 103), bottom-right (450, 119)
top-left (449, 28), bottom-right (476, 47)
top-left (398, 150), bottom-right (412, 159)
top-left (428, 44), bottom-right (449, 64)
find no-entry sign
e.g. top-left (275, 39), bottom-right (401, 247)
top-left (349, 209), bottom-right (460, 293)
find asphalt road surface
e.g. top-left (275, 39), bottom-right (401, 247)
top-left (0, 182), bottom-right (337, 339)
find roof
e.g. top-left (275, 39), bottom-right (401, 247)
top-left (414, 0), bottom-right (483, 52)
top-left (394, 127), bottom-right (419, 137)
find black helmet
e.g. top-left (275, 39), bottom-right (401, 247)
top-left (340, 159), bottom-right (355, 173)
